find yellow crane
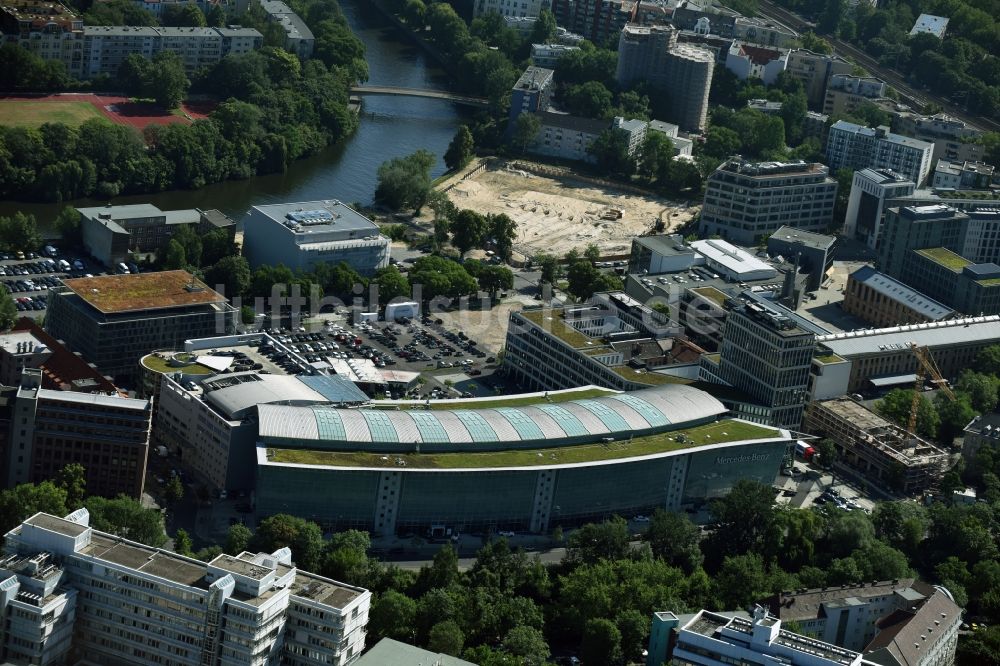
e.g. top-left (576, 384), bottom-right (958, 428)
top-left (908, 343), bottom-right (955, 435)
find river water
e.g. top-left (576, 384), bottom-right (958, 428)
top-left (1, 0), bottom-right (468, 228)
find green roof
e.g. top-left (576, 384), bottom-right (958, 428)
top-left (691, 286), bottom-right (729, 307)
top-left (141, 353), bottom-right (214, 375)
top-left (976, 278), bottom-right (1000, 287)
top-left (814, 353), bottom-right (845, 365)
top-left (518, 309), bottom-right (594, 349)
top-left (915, 247), bottom-right (971, 272)
top-left (265, 419), bottom-right (781, 469)
top-left (611, 365), bottom-right (691, 386)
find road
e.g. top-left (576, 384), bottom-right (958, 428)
top-left (756, 0), bottom-right (999, 133)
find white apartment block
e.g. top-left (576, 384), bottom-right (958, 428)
top-left (530, 42), bottom-right (579, 68)
top-left (474, 0), bottom-right (549, 18)
top-left (1, 511), bottom-right (371, 666)
top-left (826, 120), bottom-right (934, 186)
top-left (822, 74), bottom-right (887, 116)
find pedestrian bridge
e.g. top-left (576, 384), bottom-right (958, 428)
top-left (350, 86), bottom-right (491, 108)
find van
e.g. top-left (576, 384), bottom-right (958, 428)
top-left (57, 260), bottom-right (71, 272)
top-left (43, 245), bottom-right (57, 257)
top-left (116, 263), bottom-right (130, 274)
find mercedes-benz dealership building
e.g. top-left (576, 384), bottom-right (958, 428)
top-left (254, 385), bottom-right (793, 536)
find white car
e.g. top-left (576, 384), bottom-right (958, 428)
top-left (633, 515), bottom-right (650, 523)
top-left (498, 530), bottom-right (515, 538)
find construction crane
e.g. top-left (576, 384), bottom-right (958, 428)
top-left (907, 343), bottom-right (956, 435)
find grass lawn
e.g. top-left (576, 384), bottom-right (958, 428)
top-left (0, 100), bottom-right (106, 128)
top-left (141, 353), bottom-right (215, 375)
top-left (265, 419), bottom-right (781, 469)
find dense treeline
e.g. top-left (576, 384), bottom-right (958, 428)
top-left (774, 0), bottom-right (1000, 119)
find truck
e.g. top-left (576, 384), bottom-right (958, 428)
top-left (795, 440), bottom-right (815, 461)
top-left (385, 301), bottom-right (419, 322)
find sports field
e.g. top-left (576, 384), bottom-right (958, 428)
top-left (0, 99), bottom-right (107, 128)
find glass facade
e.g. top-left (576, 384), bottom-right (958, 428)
top-left (681, 441), bottom-right (787, 507)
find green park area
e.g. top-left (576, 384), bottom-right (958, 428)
top-left (0, 100), bottom-right (105, 128)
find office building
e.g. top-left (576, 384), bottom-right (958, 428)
top-left (881, 197), bottom-right (1000, 266)
top-left (0, 317), bottom-right (118, 394)
top-left (551, 0), bottom-right (636, 45)
top-left (762, 580), bottom-right (962, 660)
top-left (931, 159), bottom-right (996, 190)
top-left (46, 271), bottom-right (236, 385)
top-left (826, 121), bottom-right (935, 186)
top-left (805, 398), bottom-right (951, 492)
top-left (2, 368), bottom-right (152, 498)
top-left (877, 204), bottom-right (969, 277)
top-left (0, 0), bottom-right (84, 77)
top-left (708, 294), bottom-right (816, 429)
top-left (724, 42), bottom-right (787, 84)
top-left (616, 23), bottom-right (714, 131)
top-left (891, 112), bottom-right (984, 164)
top-left (785, 49), bottom-right (854, 108)
top-left (503, 294), bottom-right (696, 391)
top-left (508, 65), bottom-right (554, 125)
top-left (255, 384), bottom-right (792, 535)
top-left (257, 0), bottom-right (314, 58)
top-left (530, 42), bottom-right (579, 68)
top-left (242, 200), bottom-right (390, 274)
top-left (765, 226), bottom-right (836, 292)
top-left (648, 607), bottom-right (865, 666)
top-left (699, 158), bottom-right (838, 245)
top-left (844, 168), bottom-right (916, 250)
top-left (811, 315), bottom-right (1000, 397)
top-left (844, 266), bottom-right (954, 328)
top-left (2, 510), bottom-right (371, 666)
top-left (78, 203), bottom-right (234, 267)
top-left (80, 25), bottom-right (261, 78)
top-left (528, 111), bottom-right (608, 162)
top-left (689, 239), bottom-right (778, 282)
top-left (897, 246), bottom-right (1000, 316)
top-left (910, 13), bottom-right (949, 38)
top-left (822, 74), bottom-right (887, 116)
top-left (474, 0), bottom-right (550, 17)
top-left (357, 639), bottom-right (477, 666)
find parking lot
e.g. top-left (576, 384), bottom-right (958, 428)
top-left (773, 460), bottom-right (877, 514)
top-left (0, 249), bottom-right (108, 318)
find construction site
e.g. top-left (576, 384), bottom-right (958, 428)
top-left (444, 164), bottom-right (698, 259)
top-left (804, 397), bottom-right (952, 495)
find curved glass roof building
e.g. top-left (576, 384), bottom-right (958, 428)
top-left (254, 385), bottom-right (792, 536)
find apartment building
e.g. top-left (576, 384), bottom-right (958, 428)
top-left (725, 42), bottom-right (788, 85)
top-left (551, 0), bottom-right (636, 45)
top-left (508, 65), bottom-right (555, 126)
top-left (826, 121), bottom-right (935, 186)
top-left (843, 265), bottom-right (954, 328)
top-left (892, 112), bottom-right (984, 164)
top-left (647, 119), bottom-right (694, 155)
top-left (528, 111), bottom-right (608, 162)
top-left (732, 17), bottom-right (798, 48)
top-left (785, 49), bottom-right (854, 108)
top-left (257, 0), bottom-right (314, 58)
top-left (762, 580), bottom-right (962, 660)
top-left (2, 368), bottom-right (151, 498)
top-left (530, 42), bottom-right (579, 67)
top-left (46, 271), bottom-right (237, 385)
top-left (822, 74), bottom-right (887, 116)
top-left (242, 201), bottom-right (390, 274)
top-left (503, 294), bottom-right (697, 391)
top-left (931, 159), bottom-right (996, 190)
top-left (805, 398), bottom-right (951, 493)
top-left (80, 25), bottom-right (261, 78)
top-left (615, 23), bottom-right (714, 131)
top-left (1, 510), bottom-right (371, 666)
top-left (474, 0), bottom-right (550, 17)
top-left (699, 158), bottom-right (838, 245)
top-left (0, 0), bottom-right (84, 77)
top-left (844, 168), bottom-right (916, 250)
top-left (707, 295), bottom-right (816, 429)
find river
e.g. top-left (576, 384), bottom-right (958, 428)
top-left (0, 0), bottom-right (468, 229)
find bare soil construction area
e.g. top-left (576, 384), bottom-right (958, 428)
top-left (446, 167), bottom-right (699, 257)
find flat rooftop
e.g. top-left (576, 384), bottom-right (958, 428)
top-left (262, 419), bottom-right (782, 469)
top-left (62, 270), bottom-right (226, 314)
top-left (251, 200), bottom-right (379, 236)
top-left (817, 314), bottom-right (1000, 356)
top-left (849, 265), bottom-right (954, 320)
top-left (24, 513), bottom-right (87, 537)
top-left (290, 571), bottom-right (365, 608)
top-left (768, 225), bottom-right (836, 251)
top-left (914, 247), bottom-right (971, 272)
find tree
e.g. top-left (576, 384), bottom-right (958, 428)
top-left (702, 126), bottom-right (741, 159)
top-left (374, 149), bottom-right (436, 213)
top-left (704, 480), bottom-right (780, 566)
top-left (374, 265), bottom-right (411, 305)
top-left (251, 514), bottom-right (325, 571)
top-left (53, 206), bottom-right (81, 245)
top-left (444, 126), bottom-right (474, 171)
top-left (174, 528), bottom-right (194, 557)
top-left (205, 255), bottom-right (251, 299)
top-left (54, 463), bottom-right (87, 510)
top-left (0, 481), bottom-right (68, 535)
top-left (563, 81), bottom-right (615, 119)
top-left (581, 618), bottom-right (623, 666)
top-left (146, 51), bottom-right (189, 109)
top-left (0, 212), bottom-right (42, 253)
top-left (0, 290), bottom-right (16, 331)
top-left (428, 620), bottom-right (465, 656)
top-left (645, 509), bottom-right (703, 573)
top-left (451, 209), bottom-right (487, 257)
top-left (529, 8), bottom-right (556, 43)
top-left (818, 0), bottom-right (846, 35)
top-left (477, 265), bottom-right (513, 300)
top-left (161, 3), bottom-right (206, 26)
top-left (566, 516), bottom-right (631, 565)
top-left (956, 370), bottom-right (1000, 413)
top-left (875, 388), bottom-right (939, 438)
top-left (780, 90), bottom-right (808, 144)
top-left (369, 590), bottom-right (417, 642)
top-left (815, 438), bottom-right (838, 469)
top-left (976, 344), bottom-right (1000, 376)
top-left (322, 530), bottom-right (371, 585)
top-left (502, 625), bottom-right (549, 665)
top-left (937, 394), bottom-right (977, 445)
top-left (715, 553), bottom-right (769, 609)
top-left (588, 129), bottom-right (634, 177)
top-left (226, 523), bottom-right (253, 554)
top-left (487, 213), bottom-right (517, 263)
top-left (639, 131), bottom-right (674, 181)
top-left (511, 113), bottom-right (541, 154)
top-left (85, 495), bottom-right (166, 547)
top-left (163, 239), bottom-right (187, 270)
top-left (164, 475), bottom-right (185, 506)
top-left (534, 253), bottom-right (559, 286)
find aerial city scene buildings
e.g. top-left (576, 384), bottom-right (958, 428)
top-left (0, 0), bottom-right (998, 662)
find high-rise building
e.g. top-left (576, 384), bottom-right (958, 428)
top-left (699, 158), bottom-right (837, 245)
top-left (1, 510), bottom-right (371, 666)
top-left (710, 294), bottom-right (817, 429)
top-left (46, 271), bottom-right (237, 385)
top-left (843, 168), bottom-right (916, 250)
top-left (508, 66), bottom-right (555, 125)
top-left (877, 204), bottom-right (970, 277)
top-left (551, 0), bottom-right (636, 45)
top-left (474, 0), bottom-right (550, 17)
top-left (615, 24), bottom-right (714, 131)
top-left (826, 120), bottom-right (935, 185)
